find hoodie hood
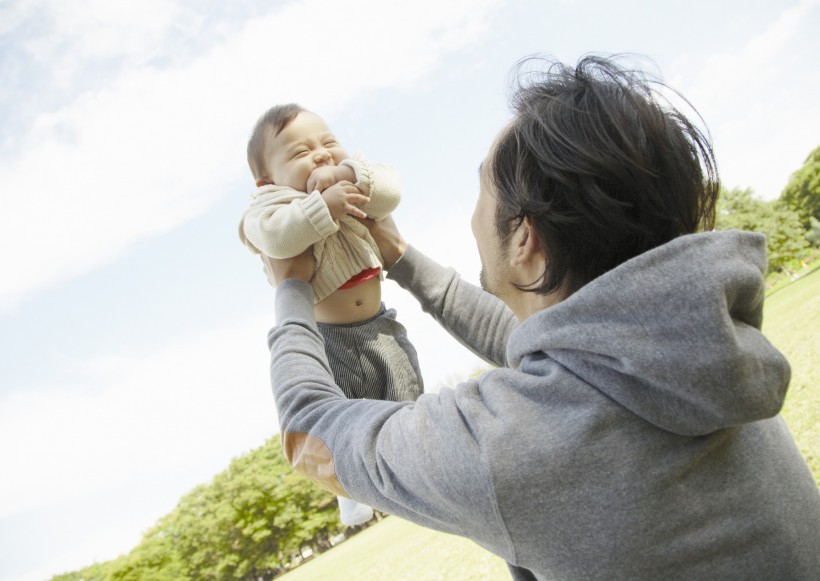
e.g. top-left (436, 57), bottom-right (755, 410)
top-left (507, 230), bottom-right (790, 436)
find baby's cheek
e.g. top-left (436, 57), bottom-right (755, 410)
top-left (333, 148), bottom-right (350, 164)
top-left (297, 165), bottom-right (313, 191)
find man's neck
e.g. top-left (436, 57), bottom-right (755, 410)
top-left (511, 288), bottom-right (568, 322)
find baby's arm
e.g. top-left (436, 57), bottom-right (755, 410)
top-left (241, 188), bottom-right (338, 259)
top-left (307, 165), bottom-right (355, 194)
top-left (341, 159), bottom-right (402, 220)
top-left (306, 165), bottom-right (372, 221)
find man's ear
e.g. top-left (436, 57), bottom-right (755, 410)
top-left (510, 218), bottom-right (542, 266)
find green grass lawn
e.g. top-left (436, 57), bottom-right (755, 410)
top-left (280, 515), bottom-right (509, 580)
top-left (281, 270), bottom-right (820, 581)
top-left (763, 266), bottom-right (819, 483)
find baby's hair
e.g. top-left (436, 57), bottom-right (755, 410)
top-left (247, 103), bottom-right (306, 182)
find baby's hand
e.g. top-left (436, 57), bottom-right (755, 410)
top-left (307, 165), bottom-right (356, 194)
top-left (322, 182), bottom-right (369, 221)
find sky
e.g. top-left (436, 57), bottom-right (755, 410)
top-left (0, 0), bottom-right (818, 578)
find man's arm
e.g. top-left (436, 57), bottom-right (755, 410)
top-left (269, 279), bottom-right (512, 553)
top-left (358, 215), bottom-right (517, 367)
top-left (388, 246), bottom-right (517, 367)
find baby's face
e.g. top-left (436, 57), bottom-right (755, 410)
top-left (263, 111), bottom-right (349, 190)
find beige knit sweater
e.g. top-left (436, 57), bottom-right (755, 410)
top-left (239, 157), bottom-right (401, 302)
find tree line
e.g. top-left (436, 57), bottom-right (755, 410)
top-left (716, 145), bottom-right (820, 273)
top-left (52, 435), bottom-right (373, 581)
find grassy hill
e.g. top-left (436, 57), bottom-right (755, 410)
top-left (281, 269), bottom-right (820, 580)
top-left (279, 515), bottom-right (509, 580)
top-left (762, 267), bottom-right (819, 482)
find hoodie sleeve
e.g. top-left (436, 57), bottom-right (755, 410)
top-left (269, 279), bottom-right (512, 553)
top-left (386, 245), bottom-right (517, 368)
top-left (240, 188), bottom-right (339, 258)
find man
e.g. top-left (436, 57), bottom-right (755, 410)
top-left (262, 56), bottom-right (820, 580)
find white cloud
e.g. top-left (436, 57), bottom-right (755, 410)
top-left (686, 1), bottom-right (814, 106)
top-left (20, 0), bottom-right (181, 86)
top-left (5, 516), bottom-right (157, 581)
top-left (0, 314), bottom-right (276, 519)
top-left (0, 0), bottom-right (35, 37)
top-left (0, 0), bottom-right (504, 313)
top-left (673, 0), bottom-right (820, 198)
top-left (0, 313), bottom-right (274, 580)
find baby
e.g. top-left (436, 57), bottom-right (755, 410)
top-left (239, 104), bottom-right (423, 525)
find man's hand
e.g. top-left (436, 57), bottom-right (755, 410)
top-left (307, 165), bottom-right (356, 194)
top-left (260, 248), bottom-right (316, 286)
top-left (322, 182), bottom-right (370, 221)
top-left (356, 215), bottom-right (407, 269)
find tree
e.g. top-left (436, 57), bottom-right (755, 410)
top-left (780, 145), bottom-right (820, 232)
top-left (715, 187), bottom-right (808, 272)
top-left (807, 217), bottom-right (820, 248)
top-left (51, 560), bottom-right (121, 581)
top-left (130, 436), bottom-right (341, 580)
top-left (53, 436), bottom-right (347, 581)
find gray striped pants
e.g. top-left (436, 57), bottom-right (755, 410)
top-left (317, 304), bottom-right (423, 402)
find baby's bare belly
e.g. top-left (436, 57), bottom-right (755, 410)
top-left (314, 275), bottom-right (382, 324)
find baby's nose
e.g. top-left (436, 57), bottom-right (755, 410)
top-left (314, 149), bottom-right (332, 164)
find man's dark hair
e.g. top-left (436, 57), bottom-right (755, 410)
top-left (247, 103), bottom-right (305, 182)
top-left (490, 55), bottom-right (719, 295)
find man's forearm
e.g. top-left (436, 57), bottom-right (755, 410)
top-left (387, 246), bottom-right (517, 367)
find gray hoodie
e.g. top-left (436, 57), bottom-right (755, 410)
top-left (269, 230), bottom-right (820, 580)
